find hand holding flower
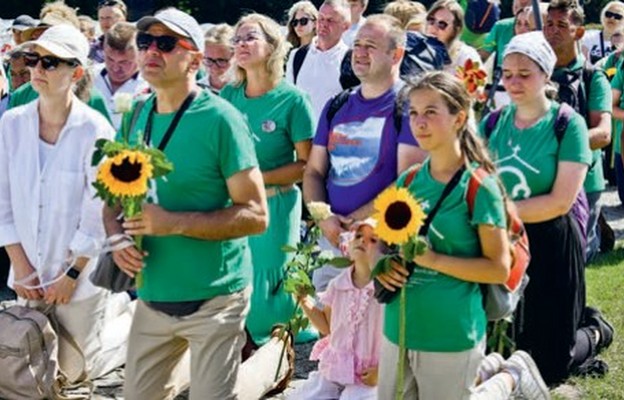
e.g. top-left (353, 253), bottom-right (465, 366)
top-left (122, 203), bottom-right (178, 236)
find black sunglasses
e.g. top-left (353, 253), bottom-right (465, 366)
top-left (605, 11), bottom-right (623, 21)
top-left (291, 17), bottom-right (314, 27)
top-left (426, 17), bottom-right (450, 31)
top-left (98, 0), bottom-right (123, 8)
top-left (23, 52), bottom-right (78, 70)
top-left (136, 32), bottom-right (195, 53)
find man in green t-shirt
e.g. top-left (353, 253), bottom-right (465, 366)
top-left (544, 0), bottom-right (613, 260)
top-left (102, 8), bottom-right (268, 400)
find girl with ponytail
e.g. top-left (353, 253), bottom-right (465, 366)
top-left (376, 71), bottom-right (548, 399)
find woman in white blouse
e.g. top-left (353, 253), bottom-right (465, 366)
top-left (0, 24), bottom-right (132, 381)
top-left (425, 0), bottom-right (482, 75)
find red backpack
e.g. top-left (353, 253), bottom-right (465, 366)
top-left (467, 167), bottom-right (530, 320)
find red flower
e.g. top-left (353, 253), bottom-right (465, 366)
top-left (456, 59), bottom-right (487, 95)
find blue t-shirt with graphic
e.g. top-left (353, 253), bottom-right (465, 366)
top-left (313, 85), bottom-right (418, 216)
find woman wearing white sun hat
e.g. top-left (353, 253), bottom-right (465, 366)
top-left (0, 23), bottom-right (133, 381)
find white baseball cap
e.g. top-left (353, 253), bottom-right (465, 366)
top-left (136, 8), bottom-right (204, 51)
top-left (21, 24), bottom-right (89, 66)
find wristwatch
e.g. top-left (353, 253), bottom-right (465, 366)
top-left (66, 267), bottom-right (81, 280)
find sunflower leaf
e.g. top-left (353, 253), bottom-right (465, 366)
top-left (370, 255), bottom-right (393, 279)
top-left (102, 141), bottom-right (127, 156)
top-left (403, 240), bottom-right (417, 261)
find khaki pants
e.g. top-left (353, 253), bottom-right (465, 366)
top-left (378, 336), bottom-right (485, 400)
top-left (124, 287), bottom-right (250, 400)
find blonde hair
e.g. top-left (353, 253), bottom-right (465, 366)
top-left (384, 0), bottom-right (426, 29)
top-left (602, 1), bottom-right (624, 23)
top-left (286, 1), bottom-right (318, 48)
top-left (205, 23), bottom-right (234, 49)
top-left (233, 14), bottom-right (291, 86)
top-left (40, 1), bottom-right (80, 29)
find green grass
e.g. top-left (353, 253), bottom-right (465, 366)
top-left (554, 245), bottom-right (624, 399)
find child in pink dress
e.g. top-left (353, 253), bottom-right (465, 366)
top-left (289, 219), bottom-right (385, 400)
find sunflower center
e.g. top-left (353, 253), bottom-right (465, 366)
top-left (384, 201), bottom-right (413, 230)
top-left (110, 158), bottom-right (143, 183)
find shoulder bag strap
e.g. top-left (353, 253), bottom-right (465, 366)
top-left (419, 166), bottom-right (466, 236)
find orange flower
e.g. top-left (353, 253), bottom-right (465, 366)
top-left (456, 59), bottom-right (487, 95)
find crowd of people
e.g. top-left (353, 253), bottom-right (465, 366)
top-left (0, 0), bottom-right (618, 399)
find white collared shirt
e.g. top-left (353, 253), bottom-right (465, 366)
top-left (342, 17), bottom-right (367, 48)
top-left (93, 63), bottom-right (149, 130)
top-left (286, 38), bottom-right (349, 121)
top-left (0, 98), bottom-right (115, 300)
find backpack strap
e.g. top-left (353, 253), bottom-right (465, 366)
top-left (402, 164), bottom-right (422, 188)
top-left (554, 102), bottom-right (574, 143)
top-left (293, 44), bottom-right (310, 85)
top-left (325, 88), bottom-right (355, 126)
top-left (466, 167), bottom-right (489, 217)
top-left (483, 107), bottom-right (504, 140)
top-left (326, 88), bottom-right (402, 134)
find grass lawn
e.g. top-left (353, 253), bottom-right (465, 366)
top-left (555, 245), bottom-right (624, 399)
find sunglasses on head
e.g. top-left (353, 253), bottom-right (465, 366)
top-left (291, 17), bottom-right (313, 27)
top-left (426, 17), bottom-right (450, 31)
top-left (136, 32), bottom-right (195, 53)
top-left (203, 56), bottom-right (231, 68)
top-left (98, 0), bottom-right (123, 8)
top-left (22, 52), bottom-right (78, 70)
top-left (606, 10), bottom-right (623, 20)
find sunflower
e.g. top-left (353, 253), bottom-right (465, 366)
top-left (372, 187), bottom-right (426, 245)
top-left (97, 150), bottom-right (153, 197)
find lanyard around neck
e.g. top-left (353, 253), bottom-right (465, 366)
top-left (144, 91), bottom-right (197, 151)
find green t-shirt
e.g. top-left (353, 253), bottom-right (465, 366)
top-left (384, 161), bottom-right (506, 352)
top-left (480, 18), bottom-right (514, 68)
top-left (8, 82), bottom-right (112, 122)
top-left (552, 59), bottom-right (611, 193)
top-left (220, 80), bottom-right (314, 175)
top-left (119, 90), bottom-right (259, 302)
top-left (480, 102), bottom-right (592, 200)
top-left (611, 65), bottom-right (624, 156)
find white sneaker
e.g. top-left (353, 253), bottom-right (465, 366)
top-left (476, 352), bottom-right (505, 385)
top-left (504, 350), bottom-right (551, 400)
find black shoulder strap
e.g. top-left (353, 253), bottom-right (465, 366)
top-left (554, 102), bottom-right (574, 143)
top-left (326, 88), bottom-right (354, 126)
top-left (122, 97), bottom-right (149, 142)
top-left (484, 107), bottom-right (504, 140)
top-left (293, 44), bottom-right (310, 85)
top-left (419, 166), bottom-right (466, 236)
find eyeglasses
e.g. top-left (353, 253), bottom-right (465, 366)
top-left (203, 57), bottom-right (231, 68)
top-left (136, 32), bottom-right (196, 53)
top-left (291, 17), bottom-right (313, 27)
top-left (605, 11), bottom-right (623, 20)
top-left (231, 33), bottom-right (265, 46)
top-left (426, 17), bottom-right (450, 31)
top-left (22, 52), bottom-right (79, 71)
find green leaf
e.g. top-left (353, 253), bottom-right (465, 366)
top-left (403, 240), bottom-right (417, 261)
top-left (281, 245), bottom-right (298, 253)
top-left (370, 255), bottom-right (393, 279)
top-left (102, 140), bottom-right (127, 155)
top-left (327, 257), bottom-right (352, 268)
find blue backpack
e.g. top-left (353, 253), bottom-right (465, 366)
top-left (464, 0), bottom-right (500, 34)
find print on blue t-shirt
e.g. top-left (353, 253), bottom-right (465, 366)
top-left (328, 117), bottom-right (386, 186)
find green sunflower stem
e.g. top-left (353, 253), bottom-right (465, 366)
top-left (123, 201), bottom-right (144, 289)
top-left (396, 258), bottom-right (407, 400)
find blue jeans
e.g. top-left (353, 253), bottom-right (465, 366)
top-left (615, 152), bottom-right (624, 205)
